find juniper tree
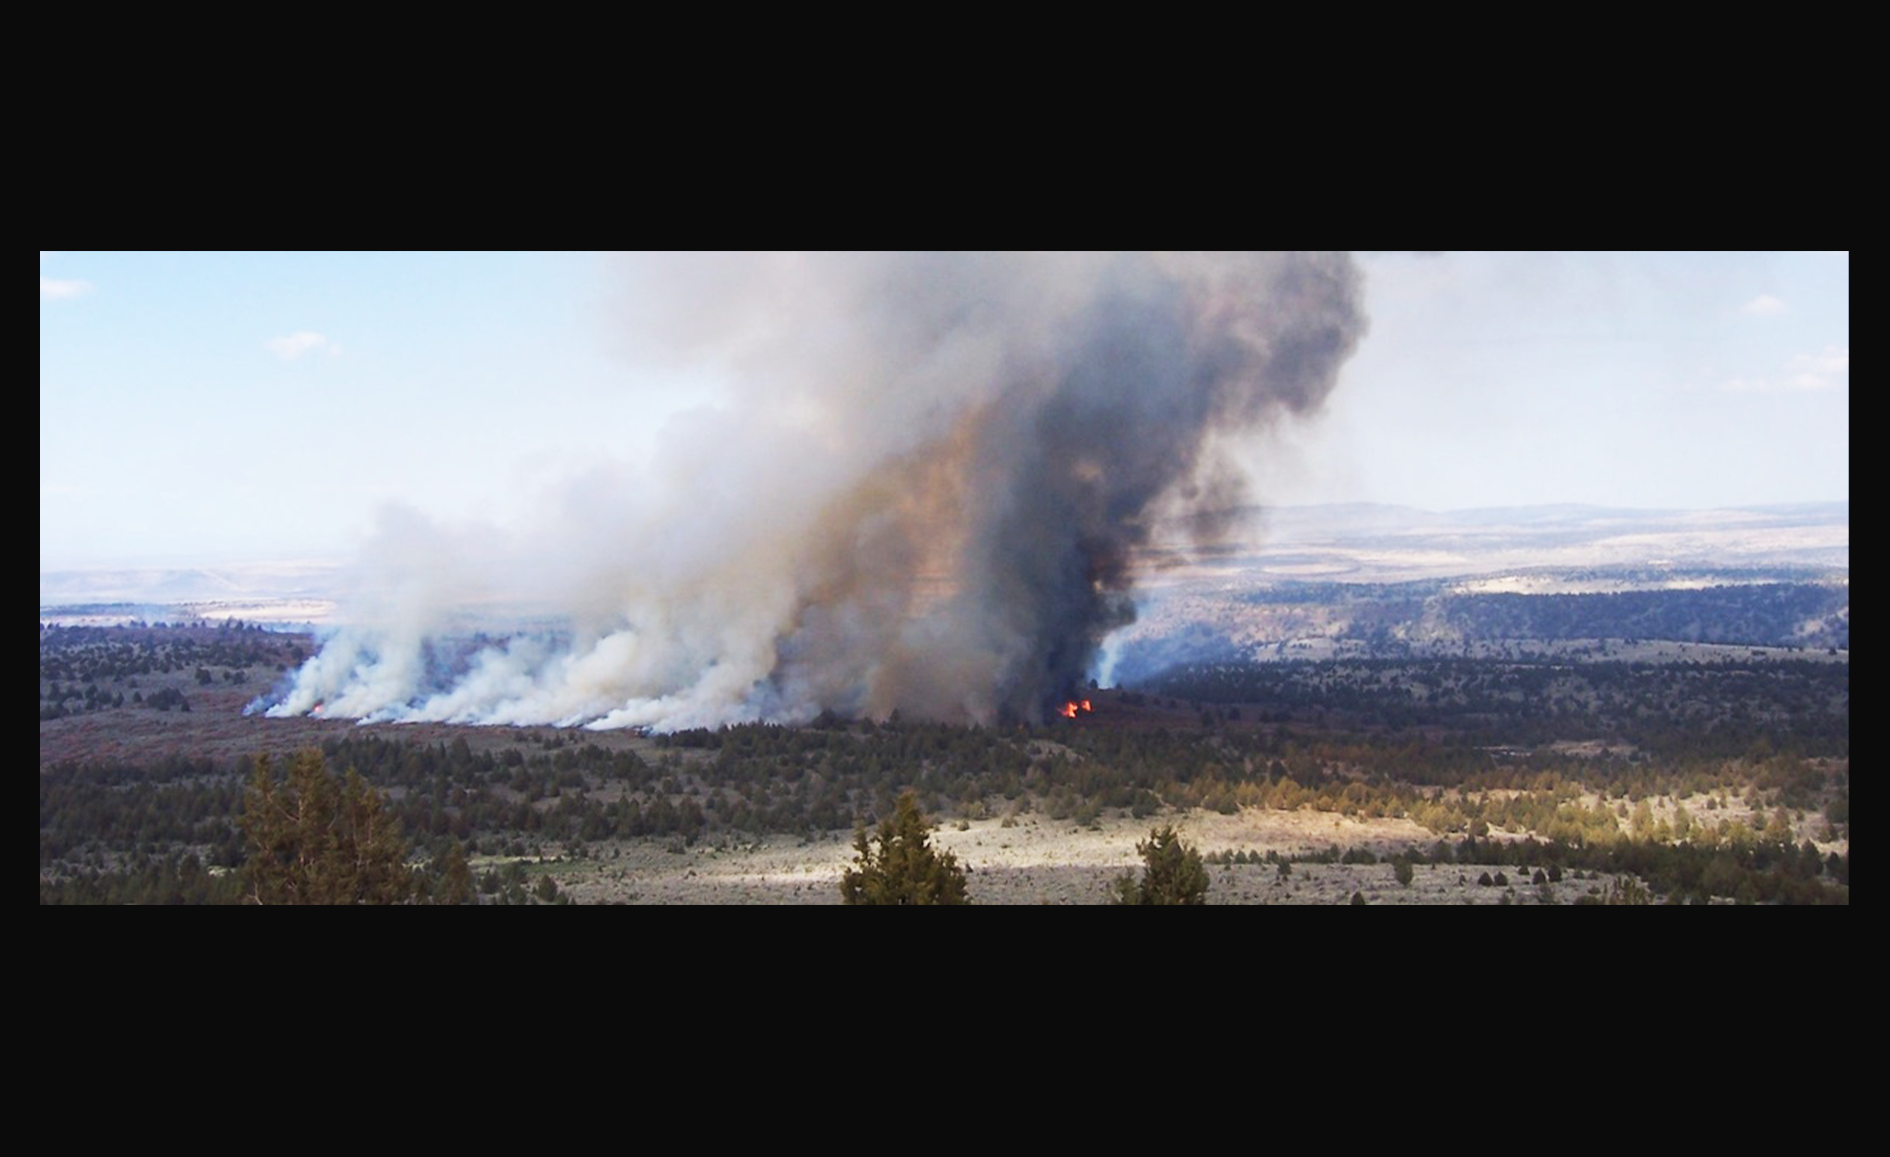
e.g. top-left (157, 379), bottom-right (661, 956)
top-left (1111, 825), bottom-right (1209, 905)
top-left (840, 791), bottom-right (969, 905)
top-left (241, 750), bottom-right (413, 904)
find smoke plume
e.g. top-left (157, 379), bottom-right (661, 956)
top-left (267, 252), bottom-right (1366, 729)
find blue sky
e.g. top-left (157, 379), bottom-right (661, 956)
top-left (40, 251), bottom-right (1848, 570)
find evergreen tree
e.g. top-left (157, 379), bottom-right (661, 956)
top-left (435, 838), bottom-right (475, 905)
top-left (840, 791), bottom-right (969, 905)
top-left (241, 750), bottom-right (414, 904)
top-left (1112, 825), bottom-right (1209, 905)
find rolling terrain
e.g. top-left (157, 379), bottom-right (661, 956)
top-left (39, 503), bottom-right (1849, 904)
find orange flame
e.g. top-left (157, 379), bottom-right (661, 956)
top-left (1057, 699), bottom-right (1094, 719)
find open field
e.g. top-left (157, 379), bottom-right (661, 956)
top-left (534, 808), bottom-right (1617, 905)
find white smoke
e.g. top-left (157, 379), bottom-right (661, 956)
top-left (268, 252), bottom-right (1366, 730)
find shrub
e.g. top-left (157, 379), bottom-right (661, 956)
top-left (840, 791), bottom-right (969, 905)
top-left (1112, 826), bottom-right (1209, 905)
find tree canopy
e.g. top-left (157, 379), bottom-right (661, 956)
top-left (241, 750), bottom-right (413, 904)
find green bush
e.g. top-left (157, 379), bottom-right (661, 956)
top-left (1112, 826), bottom-right (1209, 905)
top-left (840, 791), bottom-right (969, 905)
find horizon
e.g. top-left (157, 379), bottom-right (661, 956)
top-left (42, 499), bottom-right (1848, 620)
top-left (38, 495), bottom-right (1853, 577)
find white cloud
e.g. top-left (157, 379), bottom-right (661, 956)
top-left (1785, 345), bottom-right (1848, 391)
top-left (1718, 345), bottom-right (1848, 393)
top-left (1741, 293), bottom-right (1788, 316)
top-left (265, 331), bottom-right (340, 360)
top-left (40, 275), bottom-right (93, 299)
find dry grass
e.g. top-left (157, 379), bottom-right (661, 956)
top-left (538, 807), bottom-right (1584, 905)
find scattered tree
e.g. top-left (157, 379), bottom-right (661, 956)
top-left (438, 840), bottom-right (475, 904)
top-left (1112, 825), bottom-right (1209, 905)
top-left (840, 791), bottom-right (969, 905)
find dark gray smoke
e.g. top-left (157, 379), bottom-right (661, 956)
top-left (270, 252), bottom-right (1366, 728)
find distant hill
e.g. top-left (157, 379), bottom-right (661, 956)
top-left (1146, 501), bottom-right (1847, 583)
top-left (39, 562), bottom-right (343, 627)
top-left (1102, 502), bottom-right (1848, 682)
top-left (42, 504), bottom-right (1846, 651)
top-left (39, 562), bottom-right (343, 607)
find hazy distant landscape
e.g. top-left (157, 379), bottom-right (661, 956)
top-left (40, 499), bottom-right (1847, 624)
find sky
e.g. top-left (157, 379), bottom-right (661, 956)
top-left (40, 251), bottom-right (1848, 571)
